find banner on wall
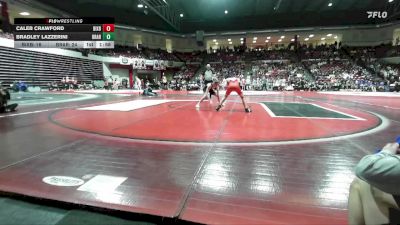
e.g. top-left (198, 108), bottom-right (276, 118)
top-left (119, 56), bottom-right (131, 65)
top-left (128, 58), bottom-right (177, 69)
top-left (145, 60), bottom-right (153, 67)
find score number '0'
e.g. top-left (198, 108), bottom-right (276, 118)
top-left (105, 26), bottom-right (112, 32)
top-left (93, 24), bottom-right (115, 32)
top-left (102, 24), bottom-right (115, 32)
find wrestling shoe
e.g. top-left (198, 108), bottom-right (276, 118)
top-left (216, 105), bottom-right (222, 111)
top-left (245, 107), bottom-right (252, 113)
top-left (195, 103), bottom-right (200, 108)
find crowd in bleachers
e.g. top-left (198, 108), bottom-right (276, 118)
top-left (197, 61), bottom-right (310, 91)
top-left (207, 50), bottom-right (242, 62)
top-left (178, 65), bottom-right (200, 80)
top-left (206, 48), bottom-right (293, 62)
top-left (346, 46), bottom-right (377, 63)
top-left (242, 49), bottom-right (292, 61)
top-left (300, 43), bottom-right (341, 60)
top-left (91, 45), bottom-right (182, 61)
top-left (87, 43), bottom-right (398, 92)
top-left (174, 51), bottom-right (205, 63)
top-left (93, 45), bottom-right (194, 62)
top-left (374, 63), bottom-right (400, 81)
top-left (1, 28), bottom-right (399, 92)
top-left (305, 59), bottom-right (379, 91)
top-left (371, 62), bottom-right (400, 91)
top-left (210, 62), bottom-right (246, 79)
top-left (243, 62), bottom-right (308, 91)
top-left (166, 65), bottom-right (201, 90)
top-left (144, 48), bottom-right (180, 61)
top-left (93, 45), bottom-right (147, 58)
top-left (384, 45), bottom-right (400, 58)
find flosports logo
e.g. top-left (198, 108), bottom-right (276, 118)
top-left (367, 11), bottom-right (388, 19)
top-left (42, 176), bottom-right (85, 186)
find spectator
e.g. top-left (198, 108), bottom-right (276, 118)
top-left (161, 75), bottom-right (168, 90)
top-left (0, 83), bottom-right (18, 113)
top-left (348, 142), bottom-right (400, 225)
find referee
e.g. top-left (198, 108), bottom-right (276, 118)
top-left (203, 64), bottom-right (213, 93)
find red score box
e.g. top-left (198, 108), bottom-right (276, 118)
top-left (102, 24), bottom-right (115, 32)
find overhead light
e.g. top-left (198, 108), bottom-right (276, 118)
top-left (137, 4), bottom-right (143, 8)
top-left (228, 38), bottom-right (231, 41)
top-left (265, 40), bottom-right (269, 42)
top-left (19, 12), bottom-right (30, 16)
top-left (267, 36), bottom-right (271, 39)
top-left (321, 37), bottom-right (326, 40)
top-left (229, 42), bottom-right (233, 45)
top-left (334, 36), bottom-right (338, 39)
top-left (253, 40), bottom-right (256, 43)
top-left (309, 34), bottom-right (314, 38)
top-left (145, 5), bottom-right (148, 8)
top-left (389, 0), bottom-right (394, 2)
top-left (281, 36), bottom-right (285, 39)
top-left (240, 41), bottom-right (244, 44)
top-left (305, 38), bottom-right (309, 41)
top-left (213, 39), bottom-right (217, 42)
top-left (180, 13), bottom-right (184, 17)
top-left (225, 10), bottom-right (228, 14)
top-left (328, 2), bottom-right (333, 6)
top-left (327, 34), bottom-right (332, 37)
top-left (240, 38), bottom-right (244, 41)
top-left (278, 39), bottom-right (282, 42)
top-left (216, 42), bottom-right (219, 45)
top-left (253, 37), bottom-right (257, 40)
top-left (291, 39), bottom-right (295, 41)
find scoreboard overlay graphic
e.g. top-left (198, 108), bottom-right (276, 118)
top-left (13, 17), bottom-right (114, 49)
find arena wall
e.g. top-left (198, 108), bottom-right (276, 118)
top-left (114, 22), bottom-right (400, 50)
top-left (341, 24), bottom-right (396, 46)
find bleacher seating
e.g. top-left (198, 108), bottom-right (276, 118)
top-left (176, 65), bottom-right (200, 80)
top-left (174, 51), bottom-right (205, 63)
top-left (0, 46), bottom-right (103, 88)
top-left (300, 43), bottom-right (341, 60)
top-left (1, 28), bottom-right (398, 92)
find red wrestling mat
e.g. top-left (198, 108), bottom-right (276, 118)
top-left (0, 139), bottom-right (207, 218)
top-left (1, 93), bottom-right (398, 225)
top-left (49, 100), bottom-right (382, 143)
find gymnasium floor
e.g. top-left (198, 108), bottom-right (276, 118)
top-left (0, 90), bottom-right (399, 225)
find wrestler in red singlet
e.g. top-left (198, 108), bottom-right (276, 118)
top-left (216, 77), bottom-right (251, 113)
top-left (225, 78), bottom-right (243, 97)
